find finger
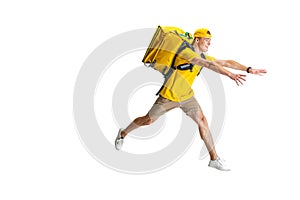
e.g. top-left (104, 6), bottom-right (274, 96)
top-left (235, 80), bottom-right (240, 86)
top-left (233, 78), bottom-right (239, 86)
top-left (240, 77), bottom-right (246, 81)
top-left (235, 78), bottom-right (243, 86)
top-left (237, 78), bottom-right (243, 85)
top-left (257, 71), bottom-right (267, 76)
top-left (255, 69), bottom-right (267, 75)
top-left (260, 69), bottom-right (267, 73)
top-left (238, 75), bottom-right (247, 81)
top-left (260, 70), bottom-right (267, 75)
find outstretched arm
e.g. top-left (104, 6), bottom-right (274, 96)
top-left (191, 57), bottom-right (246, 86)
top-left (215, 59), bottom-right (267, 75)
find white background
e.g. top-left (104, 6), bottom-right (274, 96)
top-left (1, 0), bottom-right (300, 199)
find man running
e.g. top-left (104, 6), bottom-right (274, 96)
top-left (115, 28), bottom-right (267, 171)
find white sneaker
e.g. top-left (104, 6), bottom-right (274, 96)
top-left (208, 157), bottom-right (230, 171)
top-left (115, 129), bottom-right (124, 151)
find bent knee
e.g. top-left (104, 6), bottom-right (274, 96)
top-left (144, 114), bottom-right (155, 125)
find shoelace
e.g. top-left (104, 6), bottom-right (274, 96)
top-left (217, 158), bottom-right (227, 166)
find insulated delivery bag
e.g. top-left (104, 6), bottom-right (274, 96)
top-left (142, 26), bottom-right (195, 94)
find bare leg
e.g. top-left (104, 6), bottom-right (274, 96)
top-left (120, 96), bottom-right (177, 138)
top-left (197, 113), bottom-right (218, 160)
top-left (120, 114), bottom-right (153, 138)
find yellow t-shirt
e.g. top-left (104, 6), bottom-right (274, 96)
top-left (159, 48), bottom-right (215, 102)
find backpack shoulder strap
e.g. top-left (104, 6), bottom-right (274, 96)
top-left (155, 41), bottom-right (194, 95)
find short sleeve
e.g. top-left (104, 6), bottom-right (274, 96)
top-left (177, 47), bottom-right (199, 62)
top-left (205, 55), bottom-right (215, 61)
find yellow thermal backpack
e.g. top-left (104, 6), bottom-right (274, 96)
top-left (142, 26), bottom-right (195, 95)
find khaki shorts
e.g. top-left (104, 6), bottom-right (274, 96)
top-left (148, 96), bottom-right (202, 123)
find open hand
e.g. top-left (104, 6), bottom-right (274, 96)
top-left (250, 68), bottom-right (267, 76)
top-left (229, 73), bottom-right (246, 86)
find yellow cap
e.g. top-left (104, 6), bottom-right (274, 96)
top-left (194, 28), bottom-right (212, 38)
